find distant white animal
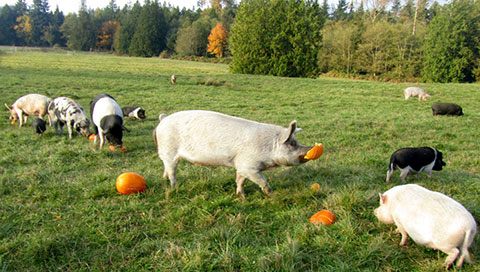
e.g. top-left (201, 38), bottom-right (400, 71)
top-left (171, 75), bottom-right (176, 85)
top-left (404, 87), bottom-right (430, 101)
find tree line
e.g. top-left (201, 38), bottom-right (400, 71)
top-left (1, 0), bottom-right (479, 82)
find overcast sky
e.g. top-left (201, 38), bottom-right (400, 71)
top-left (0, 0), bottom-right (200, 14)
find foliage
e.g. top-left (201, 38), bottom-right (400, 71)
top-left (230, 0), bottom-right (325, 77)
top-left (114, 2), bottom-right (142, 55)
top-left (1, 51), bottom-right (480, 271)
top-left (207, 22), bottom-right (228, 58)
top-left (175, 16), bottom-right (216, 56)
top-left (97, 20), bottom-right (120, 51)
top-left (129, 1), bottom-right (167, 57)
top-left (422, 0), bottom-right (480, 83)
top-left (14, 14), bottom-right (33, 45)
top-left (60, 11), bottom-right (97, 51)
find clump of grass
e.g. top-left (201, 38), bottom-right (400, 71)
top-left (197, 77), bottom-right (227, 86)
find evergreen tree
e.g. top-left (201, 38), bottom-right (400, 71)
top-left (230, 0), bottom-right (324, 77)
top-left (115, 2), bottom-right (142, 55)
top-left (333, 0), bottom-right (348, 21)
top-left (61, 10), bottom-right (96, 50)
top-left (129, 1), bottom-right (168, 57)
top-left (42, 6), bottom-right (65, 46)
top-left (30, 0), bottom-right (51, 46)
top-left (0, 5), bottom-right (19, 45)
top-left (422, 0), bottom-right (480, 82)
top-left (175, 16), bottom-right (215, 56)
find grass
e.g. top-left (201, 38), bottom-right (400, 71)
top-left (0, 49), bottom-right (480, 271)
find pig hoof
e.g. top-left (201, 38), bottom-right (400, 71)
top-left (262, 186), bottom-right (273, 196)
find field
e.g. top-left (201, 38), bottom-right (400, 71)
top-left (0, 49), bottom-right (480, 271)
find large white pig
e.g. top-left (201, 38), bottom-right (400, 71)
top-left (374, 184), bottom-right (477, 269)
top-left (153, 110), bottom-right (315, 196)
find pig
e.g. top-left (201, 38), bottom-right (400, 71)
top-left (432, 103), bottom-right (463, 116)
top-left (90, 94), bottom-right (128, 149)
top-left (5, 94), bottom-right (52, 127)
top-left (374, 184), bottom-right (477, 269)
top-left (48, 97), bottom-right (91, 139)
top-left (153, 110), bottom-right (314, 196)
top-left (121, 106), bottom-right (146, 120)
top-left (404, 87), bottom-right (431, 101)
top-left (32, 118), bottom-right (47, 135)
top-left (386, 147), bottom-right (446, 182)
top-left (171, 74), bottom-right (176, 85)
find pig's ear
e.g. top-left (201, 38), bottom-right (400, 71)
top-left (379, 193), bottom-right (388, 204)
top-left (4, 103), bottom-right (12, 111)
top-left (283, 120), bottom-right (300, 143)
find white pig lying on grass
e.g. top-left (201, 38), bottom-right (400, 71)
top-left (374, 184), bottom-right (477, 269)
top-left (153, 110), bottom-right (315, 196)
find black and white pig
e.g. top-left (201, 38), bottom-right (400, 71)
top-left (386, 147), bottom-right (446, 182)
top-left (48, 97), bottom-right (91, 139)
top-left (32, 117), bottom-right (47, 135)
top-left (432, 103), bottom-right (463, 116)
top-left (90, 94), bottom-right (128, 149)
top-left (374, 184), bottom-right (477, 269)
top-left (121, 106), bottom-right (146, 120)
top-left (153, 110), bottom-right (316, 196)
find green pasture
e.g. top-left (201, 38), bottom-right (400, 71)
top-left (0, 50), bottom-right (479, 271)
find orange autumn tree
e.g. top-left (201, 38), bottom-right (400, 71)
top-left (207, 22), bottom-right (228, 58)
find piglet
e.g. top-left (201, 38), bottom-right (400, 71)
top-left (90, 94), bottom-right (128, 150)
top-left (32, 118), bottom-right (47, 135)
top-left (153, 110), bottom-right (317, 196)
top-left (5, 94), bottom-right (52, 127)
top-left (404, 87), bottom-right (430, 101)
top-left (374, 184), bottom-right (477, 269)
top-left (386, 147), bottom-right (446, 182)
top-left (432, 103), bottom-right (463, 116)
top-left (122, 106), bottom-right (146, 120)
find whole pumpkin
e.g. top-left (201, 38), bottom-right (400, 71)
top-left (116, 172), bottom-right (146, 195)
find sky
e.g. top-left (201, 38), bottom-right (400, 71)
top-left (0, 0), bottom-right (200, 14)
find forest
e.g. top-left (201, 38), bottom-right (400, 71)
top-left (0, 0), bottom-right (479, 82)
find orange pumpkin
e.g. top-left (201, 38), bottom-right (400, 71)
top-left (120, 146), bottom-right (126, 152)
top-left (11, 120), bottom-right (16, 125)
top-left (109, 145), bottom-right (116, 151)
top-left (116, 172), bottom-right (146, 195)
top-left (309, 209), bottom-right (336, 226)
top-left (88, 134), bottom-right (95, 141)
top-left (304, 143), bottom-right (324, 160)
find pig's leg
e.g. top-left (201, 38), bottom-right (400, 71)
top-left (235, 173), bottom-right (246, 196)
top-left (17, 110), bottom-right (24, 127)
top-left (243, 170), bottom-right (272, 195)
top-left (396, 227), bottom-right (408, 246)
top-left (399, 169), bottom-right (409, 182)
top-left (98, 130), bottom-right (105, 148)
top-left (441, 247), bottom-right (459, 269)
top-left (386, 169), bottom-right (394, 182)
top-left (161, 158), bottom-right (178, 187)
top-left (67, 121), bottom-right (73, 139)
top-left (425, 168), bottom-right (433, 178)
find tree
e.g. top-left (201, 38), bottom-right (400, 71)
top-left (0, 5), bottom-right (20, 45)
top-left (14, 14), bottom-right (33, 45)
top-left (129, 1), bottom-right (168, 57)
top-left (422, 0), bottom-right (480, 82)
top-left (97, 20), bottom-right (120, 50)
top-left (333, 0), bottom-right (348, 21)
top-left (175, 16), bottom-right (215, 56)
top-left (115, 2), bottom-right (142, 55)
top-left (207, 22), bottom-right (228, 57)
top-left (61, 10), bottom-right (96, 51)
top-left (42, 6), bottom-right (65, 46)
top-left (30, 0), bottom-right (51, 46)
top-left (230, 0), bottom-right (324, 77)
